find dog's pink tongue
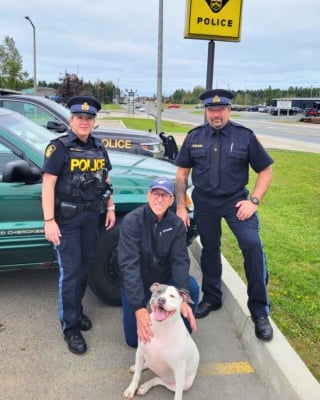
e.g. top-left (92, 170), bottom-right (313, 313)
top-left (154, 307), bottom-right (167, 321)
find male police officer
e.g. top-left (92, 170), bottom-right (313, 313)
top-left (175, 89), bottom-right (274, 341)
top-left (42, 96), bottom-right (116, 354)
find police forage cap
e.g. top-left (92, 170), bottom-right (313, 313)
top-left (149, 176), bottom-right (174, 195)
top-left (67, 96), bottom-right (101, 116)
top-left (199, 89), bottom-right (234, 107)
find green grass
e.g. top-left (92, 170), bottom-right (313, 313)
top-left (123, 118), bottom-right (194, 133)
top-left (101, 115), bottom-right (194, 133)
top-left (100, 115), bottom-right (320, 381)
top-left (101, 103), bottom-right (122, 111)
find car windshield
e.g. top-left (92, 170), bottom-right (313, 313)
top-left (1, 111), bottom-right (56, 154)
top-left (35, 96), bottom-right (71, 120)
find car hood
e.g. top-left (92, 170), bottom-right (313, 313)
top-left (108, 151), bottom-right (177, 205)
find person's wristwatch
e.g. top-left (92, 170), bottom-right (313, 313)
top-left (250, 196), bottom-right (260, 206)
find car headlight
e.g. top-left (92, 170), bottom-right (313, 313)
top-left (141, 142), bottom-right (165, 158)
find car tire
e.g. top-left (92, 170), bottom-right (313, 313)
top-left (88, 225), bottom-right (122, 306)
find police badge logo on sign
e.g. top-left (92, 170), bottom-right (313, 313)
top-left (205, 0), bottom-right (230, 13)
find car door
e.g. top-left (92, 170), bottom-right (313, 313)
top-left (0, 141), bottom-right (55, 270)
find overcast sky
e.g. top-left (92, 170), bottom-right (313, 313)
top-left (2, 0), bottom-right (320, 96)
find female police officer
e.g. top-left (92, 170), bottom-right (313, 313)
top-left (175, 89), bottom-right (274, 341)
top-left (42, 96), bottom-right (116, 354)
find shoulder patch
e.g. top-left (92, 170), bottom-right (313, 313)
top-left (45, 144), bottom-right (56, 159)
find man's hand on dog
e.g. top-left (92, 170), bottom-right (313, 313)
top-left (181, 302), bottom-right (197, 333)
top-left (135, 308), bottom-right (154, 344)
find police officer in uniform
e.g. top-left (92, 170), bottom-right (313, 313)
top-left (42, 96), bottom-right (116, 354)
top-left (175, 89), bottom-right (274, 341)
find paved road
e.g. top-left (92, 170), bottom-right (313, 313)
top-left (0, 258), bottom-right (278, 400)
top-left (1, 245), bottom-right (319, 400)
top-left (163, 109), bottom-right (320, 152)
top-left (171, 130), bottom-right (320, 153)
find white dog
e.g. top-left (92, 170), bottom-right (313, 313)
top-left (123, 283), bottom-right (200, 400)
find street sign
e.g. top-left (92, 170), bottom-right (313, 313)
top-left (277, 100), bottom-right (292, 109)
top-left (184, 0), bottom-right (243, 42)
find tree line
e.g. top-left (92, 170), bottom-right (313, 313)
top-left (1, 35), bottom-right (319, 106)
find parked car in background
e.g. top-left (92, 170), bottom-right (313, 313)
top-left (0, 108), bottom-right (198, 306)
top-left (0, 90), bottom-right (178, 161)
top-left (270, 108), bottom-right (300, 116)
top-left (291, 107), bottom-right (303, 114)
top-left (258, 106), bottom-right (268, 112)
top-left (246, 106), bottom-right (259, 111)
top-left (167, 104), bottom-right (180, 109)
top-left (304, 108), bottom-right (318, 117)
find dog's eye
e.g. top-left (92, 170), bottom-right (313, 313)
top-left (170, 294), bottom-right (176, 298)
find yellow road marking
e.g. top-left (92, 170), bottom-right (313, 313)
top-left (199, 361), bottom-right (255, 376)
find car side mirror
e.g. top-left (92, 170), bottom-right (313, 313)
top-left (2, 160), bottom-right (42, 183)
top-left (47, 120), bottom-right (67, 133)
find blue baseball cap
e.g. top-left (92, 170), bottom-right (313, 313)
top-left (149, 176), bottom-right (174, 195)
top-left (199, 89), bottom-right (234, 107)
top-left (67, 96), bottom-right (101, 116)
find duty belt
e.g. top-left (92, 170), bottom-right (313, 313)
top-left (75, 201), bottom-right (102, 211)
top-left (56, 199), bottom-right (102, 217)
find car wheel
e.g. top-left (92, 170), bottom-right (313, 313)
top-left (88, 225), bottom-right (122, 306)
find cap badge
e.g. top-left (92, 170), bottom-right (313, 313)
top-left (81, 102), bottom-right (90, 111)
top-left (213, 95), bottom-right (221, 103)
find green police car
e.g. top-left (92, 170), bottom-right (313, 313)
top-left (0, 108), bottom-right (197, 306)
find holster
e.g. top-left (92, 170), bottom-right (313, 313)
top-left (59, 201), bottom-right (78, 218)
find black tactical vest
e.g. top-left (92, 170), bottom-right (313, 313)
top-left (55, 135), bottom-right (109, 204)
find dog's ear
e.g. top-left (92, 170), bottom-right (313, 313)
top-left (150, 282), bottom-right (161, 293)
top-left (179, 289), bottom-right (194, 304)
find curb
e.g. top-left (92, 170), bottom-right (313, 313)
top-left (189, 237), bottom-right (320, 400)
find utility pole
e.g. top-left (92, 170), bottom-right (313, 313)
top-left (25, 16), bottom-right (37, 94)
top-left (156, 0), bottom-right (163, 134)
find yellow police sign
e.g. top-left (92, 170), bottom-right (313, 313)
top-left (185, 0), bottom-right (243, 42)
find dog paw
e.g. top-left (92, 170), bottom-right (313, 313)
top-left (137, 384), bottom-right (147, 395)
top-left (129, 365), bottom-right (135, 373)
top-left (123, 385), bottom-right (137, 399)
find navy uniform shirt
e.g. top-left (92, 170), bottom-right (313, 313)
top-left (175, 120), bottom-right (273, 197)
top-left (43, 130), bottom-right (112, 177)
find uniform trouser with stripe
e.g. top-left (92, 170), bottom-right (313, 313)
top-left (54, 210), bottom-right (99, 333)
top-left (193, 191), bottom-right (270, 318)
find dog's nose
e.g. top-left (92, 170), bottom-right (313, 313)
top-left (158, 297), bottom-right (166, 306)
